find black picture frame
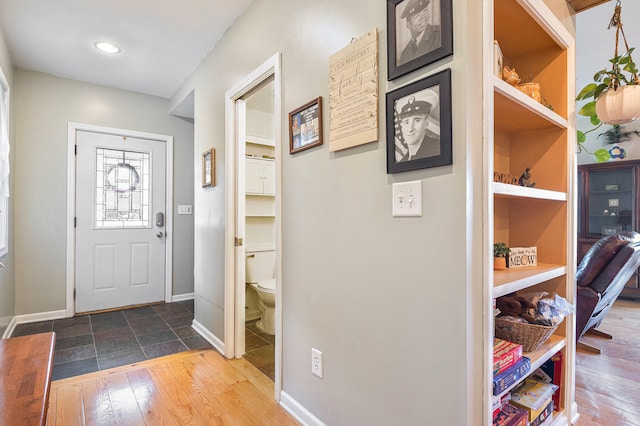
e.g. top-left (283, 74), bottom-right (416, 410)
top-left (386, 68), bottom-right (452, 174)
top-left (387, 0), bottom-right (453, 80)
top-left (289, 97), bottom-right (323, 154)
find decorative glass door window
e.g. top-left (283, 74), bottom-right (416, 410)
top-left (95, 148), bottom-right (151, 229)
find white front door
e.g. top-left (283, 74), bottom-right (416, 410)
top-left (75, 130), bottom-right (166, 313)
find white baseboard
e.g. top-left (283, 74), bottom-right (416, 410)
top-left (191, 319), bottom-right (226, 355)
top-left (16, 310), bottom-right (67, 324)
top-left (1, 310), bottom-right (67, 338)
top-left (172, 292), bottom-right (195, 302)
top-left (279, 391), bottom-right (326, 426)
top-left (1, 317), bottom-right (17, 339)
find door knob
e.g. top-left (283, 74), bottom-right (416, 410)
top-left (157, 231), bottom-right (165, 238)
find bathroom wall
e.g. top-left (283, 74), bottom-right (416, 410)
top-left (0, 22), bottom-right (15, 336)
top-left (13, 70), bottom-right (195, 315)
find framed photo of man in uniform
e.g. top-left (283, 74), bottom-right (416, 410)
top-left (387, 0), bottom-right (453, 80)
top-left (386, 68), bottom-right (451, 174)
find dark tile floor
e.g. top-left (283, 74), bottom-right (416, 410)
top-left (11, 300), bottom-right (212, 381)
top-left (244, 319), bottom-right (275, 381)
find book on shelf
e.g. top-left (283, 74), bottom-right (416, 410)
top-left (510, 379), bottom-right (558, 422)
top-left (530, 400), bottom-right (553, 426)
top-left (493, 338), bottom-right (523, 375)
top-left (492, 394), bottom-right (512, 419)
top-left (532, 352), bottom-right (563, 410)
top-left (493, 356), bottom-right (531, 396)
top-left (537, 414), bottom-right (554, 426)
top-left (493, 403), bottom-right (527, 426)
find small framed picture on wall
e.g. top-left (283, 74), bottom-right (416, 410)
top-left (289, 97), bottom-right (323, 154)
top-left (386, 68), bottom-right (452, 174)
top-left (202, 148), bottom-right (215, 187)
top-left (387, 0), bottom-right (453, 80)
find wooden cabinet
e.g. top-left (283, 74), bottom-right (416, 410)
top-left (577, 160), bottom-right (640, 299)
top-left (485, 0), bottom-right (576, 424)
top-left (246, 157), bottom-right (275, 195)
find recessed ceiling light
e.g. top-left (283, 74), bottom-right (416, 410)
top-left (95, 42), bottom-right (121, 54)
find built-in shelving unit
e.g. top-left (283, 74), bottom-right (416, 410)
top-left (245, 135), bottom-right (276, 252)
top-left (485, 0), bottom-right (576, 424)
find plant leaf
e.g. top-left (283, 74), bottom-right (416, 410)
top-left (594, 69), bottom-right (608, 81)
top-left (594, 84), bottom-right (608, 99)
top-left (578, 101), bottom-right (596, 117)
top-left (576, 83), bottom-right (597, 100)
top-left (624, 62), bottom-right (638, 74)
top-left (590, 115), bottom-right (601, 126)
top-left (577, 130), bottom-right (586, 143)
top-left (594, 149), bottom-right (611, 163)
top-left (620, 49), bottom-right (634, 62)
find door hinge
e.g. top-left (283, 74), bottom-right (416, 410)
top-left (74, 144), bottom-right (77, 155)
top-left (73, 289), bottom-right (76, 300)
top-left (74, 217), bottom-right (77, 228)
top-left (235, 237), bottom-right (243, 247)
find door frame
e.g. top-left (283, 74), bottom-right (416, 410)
top-left (65, 122), bottom-right (174, 317)
top-left (224, 53), bottom-right (282, 400)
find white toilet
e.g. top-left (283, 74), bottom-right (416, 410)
top-left (246, 249), bottom-right (276, 335)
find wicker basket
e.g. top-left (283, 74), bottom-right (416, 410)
top-left (494, 317), bottom-right (558, 352)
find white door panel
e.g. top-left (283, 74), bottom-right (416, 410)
top-left (75, 130), bottom-right (166, 313)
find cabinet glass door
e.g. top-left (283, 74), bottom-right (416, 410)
top-left (586, 168), bottom-right (634, 237)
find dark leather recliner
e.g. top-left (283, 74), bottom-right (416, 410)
top-left (576, 231), bottom-right (640, 353)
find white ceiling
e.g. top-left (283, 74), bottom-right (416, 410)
top-left (0, 1), bottom-right (635, 104)
top-left (0, 0), bottom-right (255, 99)
top-left (576, 1), bottom-right (640, 95)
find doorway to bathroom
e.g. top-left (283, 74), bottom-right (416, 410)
top-left (224, 53), bottom-right (282, 398)
top-left (241, 77), bottom-right (277, 381)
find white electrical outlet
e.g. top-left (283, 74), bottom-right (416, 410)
top-left (311, 348), bottom-right (323, 378)
top-left (177, 204), bottom-right (192, 215)
top-left (609, 198), bottom-right (619, 207)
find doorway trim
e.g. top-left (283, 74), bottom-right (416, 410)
top-left (224, 52), bottom-right (282, 400)
top-left (65, 122), bottom-right (174, 317)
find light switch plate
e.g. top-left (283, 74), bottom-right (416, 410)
top-left (609, 198), bottom-right (619, 207)
top-left (178, 205), bottom-right (192, 215)
top-left (392, 180), bottom-right (422, 217)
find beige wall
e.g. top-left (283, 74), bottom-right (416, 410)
top-left (13, 70), bottom-right (195, 315)
top-left (0, 23), bottom-right (14, 335)
top-left (173, 0), bottom-right (485, 423)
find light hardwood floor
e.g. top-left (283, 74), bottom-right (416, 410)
top-left (46, 348), bottom-right (299, 425)
top-left (47, 299), bottom-right (640, 425)
top-left (575, 298), bottom-right (640, 426)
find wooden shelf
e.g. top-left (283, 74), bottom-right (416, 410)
top-left (494, 77), bottom-right (568, 132)
top-left (566, 0), bottom-right (610, 13)
top-left (495, 0), bottom-right (563, 56)
top-left (494, 264), bottom-right (567, 297)
top-left (246, 134), bottom-right (275, 147)
top-left (493, 183), bottom-right (566, 201)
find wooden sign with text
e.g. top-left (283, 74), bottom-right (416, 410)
top-left (509, 247), bottom-right (537, 268)
top-left (328, 29), bottom-right (378, 152)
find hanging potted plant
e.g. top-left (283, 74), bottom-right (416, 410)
top-left (576, 0), bottom-right (640, 162)
top-left (494, 242), bottom-right (509, 271)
